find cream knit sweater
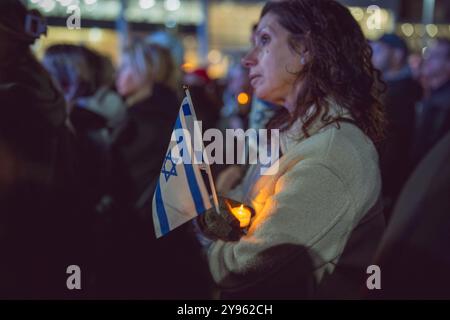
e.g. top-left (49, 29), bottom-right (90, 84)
top-left (207, 107), bottom-right (385, 298)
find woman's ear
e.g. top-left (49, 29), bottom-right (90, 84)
top-left (300, 49), bottom-right (310, 65)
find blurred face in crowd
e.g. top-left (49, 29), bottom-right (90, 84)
top-left (422, 41), bottom-right (450, 89)
top-left (116, 55), bottom-right (149, 97)
top-left (241, 12), bottom-right (303, 111)
top-left (371, 41), bottom-right (391, 73)
top-left (371, 41), bottom-right (406, 74)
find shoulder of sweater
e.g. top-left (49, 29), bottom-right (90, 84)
top-left (284, 123), bottom-right (379, 184)
top-left (291, 122), bottom-right (374, 156)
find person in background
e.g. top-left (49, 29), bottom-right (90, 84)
top-left (43, 44), bottom-right (130, 296)
top-left (371, 33), bottom-right (422, 219)
top-left (146, 31), bottom-right (185, 99)
top-left (43, 44), bottom-right (127, 201)
top-left (145, 43), bottom-right (180, 97)
top-left (110, 40), bottom-right (211, 298)
top-left (43, 44), bottom-right (126, 150)
top-left (146, 31), bottom-right (184, 73)
top-left (114, 41), bottom-right (180, 207)
top-left (412, 38), bottom-right (450, 169)
top-left (0, 0), bottom-right (91, 298)
top-left (408, 53), bottom-right (424, 82)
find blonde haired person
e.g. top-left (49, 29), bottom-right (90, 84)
top-left (114, 39), bottom-right (181, 207)
top-left (117, 41), bottom-right (154, 106)
top-left (147, 43), bottom-right (182, 99)
top-left (111, 40), bottom-right (210, 298)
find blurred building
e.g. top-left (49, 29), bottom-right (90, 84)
top-left (27, 0), bottom-right (450, 78)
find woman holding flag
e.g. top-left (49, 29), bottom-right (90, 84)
top-left (198, 0), bottom-right (386, 299)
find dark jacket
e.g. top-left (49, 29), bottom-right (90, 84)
top-left (370, 131), bottom-right (450, 299)
top-left (412, 80), bottom-right (450, 168)
top-left (112, 83), bottom-right (180, 208)
top-left (379, 73), bottom-right (422, 218)
top-left (70, 87), bottom-right (128, 210)
top-left (0, 54), bottom-right (92, 298)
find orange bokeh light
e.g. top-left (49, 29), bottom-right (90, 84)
top-left (237, 92), bottom-right (249, 105)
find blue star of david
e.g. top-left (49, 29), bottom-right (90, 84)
top-left (161, 151), bottom-right (178, 182)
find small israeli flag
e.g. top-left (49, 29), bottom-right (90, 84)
top-left (152, 92), bottom-right (216, 238)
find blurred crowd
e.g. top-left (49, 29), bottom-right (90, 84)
top-left (370, 35), bottom-right (450, 218)
top-left (0, 0), bottom-right (449, 298)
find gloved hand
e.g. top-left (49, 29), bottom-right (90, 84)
top-left (197, 197), bottom-right (254, 242)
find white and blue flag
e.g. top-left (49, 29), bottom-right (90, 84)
top-left (152, 94), bottom-right (214, 238)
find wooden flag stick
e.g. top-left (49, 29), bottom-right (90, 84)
top-left (184, 86), bottom-right (221, 215)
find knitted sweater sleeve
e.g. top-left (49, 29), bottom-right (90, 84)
top-left (207, 160), bottom-right (351, 289)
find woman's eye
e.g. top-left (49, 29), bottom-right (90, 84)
top-left (260, 34), bottom-right (270, 46)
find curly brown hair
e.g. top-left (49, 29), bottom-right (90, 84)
top-left (263, 0), bottom-right (386, 144)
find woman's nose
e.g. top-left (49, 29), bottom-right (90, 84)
top-left (241, 48), bottom-right (257, 68)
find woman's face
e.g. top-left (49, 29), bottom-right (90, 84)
top-left (116, 57), bottom-right (145, 97)
top-left (242, 13), bottom-right (303, 110)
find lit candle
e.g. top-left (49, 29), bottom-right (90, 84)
top-left (230, 204), bottom-right (252, 228)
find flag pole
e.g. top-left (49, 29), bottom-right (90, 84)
top-left (184, 86), bottom-right (221, 215)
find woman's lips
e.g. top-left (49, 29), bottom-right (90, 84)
top-left (250, 75), bottom-right (261, 87)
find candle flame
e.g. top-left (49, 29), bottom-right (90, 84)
top-left (229, 203), bottom-right (251, 228)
